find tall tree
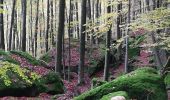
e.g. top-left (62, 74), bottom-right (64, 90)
top-left (34, 0), bottom-right (40, 57)
top-left (0, 0), bottom-right (5, 50)
top-left (9, 0), bottom-right (16, 50)
top-left (78, 0), bottom-right (87, 84)
top-left (125, 0), bottom-right (131, 73)
top-left (68, 0), bottom-right (72, 81)
top-left (103, 1), bottom-right (111, 81)
top-left (50, 0), bottom-right (54, 46)
top-left (21, 0), bottom-right (27, 51)
top-left (12, 9), bottom-right (17, 50)
top-left (30, 0), bottom-right (34, 55)
top-left (46, 0), bottom-right (50, 52)
top-left (56, 0), bottom-right (65, 74)
top-left (116, 1), bottom-right (122, 60)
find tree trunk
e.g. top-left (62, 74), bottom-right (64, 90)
top-left (67, 0), bottom-right (72, 81)
top-left (103, 2), bottom-right (111, 81)
top-left (30, 0), bottom-right (34, 55)
top-left (75, 2), bottom-right (79, 39)
top-left (0, 0), bottom-right (5, 50)
top-left (78, 0), bottom-right (87, 85)
top-left (45, 0), bottom-right (50, 52)
top-left (50, 0), bottom-right (54, 46)
top-left (21, 0), bottom-right (27, 52)
top-left (9, 0), bottom-right (16, 50)
top-left (34, 0), bottom-right (40, 57)
top-left (125, 0), bottom-right (131, 73)
top-left (151, 32), bottom-right (163, 70)
top-left (12, 9), bottom-right (17, 50)
top-left (116, 1), bottom-right (122, 61)
top-left (56, 0), bottom-right (65, 74)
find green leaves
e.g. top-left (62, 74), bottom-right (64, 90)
top-left (130, 7), bottom-right (170, 31)
top-left (0, 62), bottom-right (40, 87)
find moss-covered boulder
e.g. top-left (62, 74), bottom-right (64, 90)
top-left (36, 72), bottom-right (65, 95)
top-left (0, 62), bottom-right (64, 97)
top-left (100, 91), bottom-right (129, 100)
top-left (0, 61), bottom-right (40, 97)
top-left (74, 67), bottom-right (167, 100)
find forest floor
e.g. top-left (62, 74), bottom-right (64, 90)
top-left (0, 47), bottom-right (152, 100)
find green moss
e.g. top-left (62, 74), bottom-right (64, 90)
top-left (100, 91), bottom-right (129, 100)
top-left (74, 67), bottom-right (167, 100)
top-left (0, 62), bottom-right (40, 89)
top-left (36, 72), bottom-right (64, 94)
top-left (10, 51), bottom-right (40, 65)
top-left (92, 78), bottom-right (107, 88)
top-left (0, 50), bottom-right (10, 56)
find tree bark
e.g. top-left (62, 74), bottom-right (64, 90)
top-left (116, 1), bottom-right (122, 61)
top-left (78, 0), bottom-right (87, 84)
top-left (103, 1), bottom-right (111, 81)
top-left (0, 0), bottom-right (5, 50)
top-left (9, 0), bottom-right (16, 50)
top-left (12, 9), bottom-right (17, 50)
top-left (34, 0), bottom-right (40, 57)
top-left (21, 0), bottom-right (27, 52)
top-left (125, 0), bottom-right (131, 73)
top-left (151, 32), bottom-right (163, 70)
top-left (56, 0), bottom-right (65, 74)
top-left (45, 0), bottom-right (50, 52)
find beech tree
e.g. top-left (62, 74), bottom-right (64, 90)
top-left (103, 1), bottom-right (111, 81)
top-left (0, 0), bottom-right (5, 50)
top-left (46, 0), bottom-right (50, 52)
top-left (56, 0), bottom-right (66, 74)
top-left (78, 0), bottom-right (87, 84)
top-left (21, 0), bottom-right (27, 52)
top-left (34, 0), bottom-right (40, 57)
top-left (9, 0), bottom-right (16, 50)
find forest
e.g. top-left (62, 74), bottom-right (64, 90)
top-left (0, 0), bottom-right (170, 100)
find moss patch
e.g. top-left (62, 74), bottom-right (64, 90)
top-left (74, 67), bottom-right (167, 100)
top-left (100, 91), bottom-right (129, 100)
top-left (10, 51), bottom-right (41, 65)
top-left (92, 78), bottom-right (107, 88)
top-left (0, 62), bottom-right (40, 96)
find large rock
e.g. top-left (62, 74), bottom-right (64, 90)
top-left (74, 67), bottom-right (167, 100)
top-left (111, 96), bottom-right (126, 100)
top-left (0, 61), bottom-right (40, 97)
top-left (101, 91), bottom-right (129, 100)
top-left (0, 62), bottom-right (64, 97)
